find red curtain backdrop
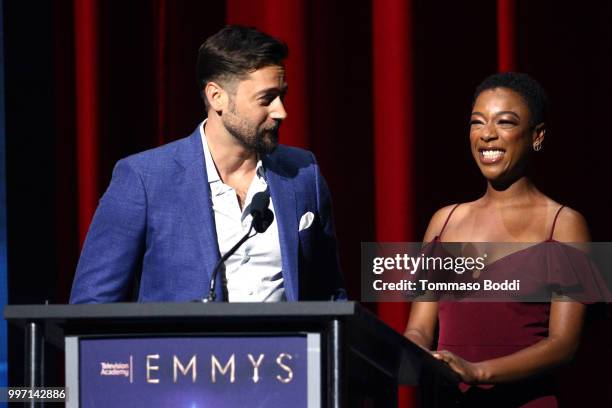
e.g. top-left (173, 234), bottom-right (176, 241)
top-left (73, 0), bottom-right (100, 244)
top-left (4, 0), bottom-right (612, 405)
top-left (497, 0), bottom-right (516, 71)
top-left (372, 0), bottom-right (415, 405)
top-left (372, 0), bottom-right (414, 319)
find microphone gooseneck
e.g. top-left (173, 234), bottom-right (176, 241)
top-left (201, 191), bottom-right (274, 302)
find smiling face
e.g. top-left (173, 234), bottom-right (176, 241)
top-left (221, 65), bottom-right (288, 154)
top-left (469, 87), bottom-right (544, 184)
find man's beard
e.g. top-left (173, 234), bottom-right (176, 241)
top-left (227, 123), bottom-right (279, 155)
top-left (224, 103), bottom-right (280, 155)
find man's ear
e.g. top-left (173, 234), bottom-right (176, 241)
top-left (204, 81), bottom-right (227, 113)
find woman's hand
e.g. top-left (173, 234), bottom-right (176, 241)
top-left (432, 350), bottom-right (484, 384)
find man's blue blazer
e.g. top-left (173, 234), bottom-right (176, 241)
top-left (70, 128), bottom-right (346, 303)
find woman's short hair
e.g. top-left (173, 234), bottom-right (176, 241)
top-left (474, 72), bottom-right (548, 126)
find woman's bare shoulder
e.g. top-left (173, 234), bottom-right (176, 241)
top-left (424, 201), bottom-right (478, 241)
top-left (551, 205), bottom-right (591, 242)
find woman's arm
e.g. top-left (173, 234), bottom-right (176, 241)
top-left (433, 207), bottom-right (591, 384)
top-left (403, 206), bottom-right (458, 348)
top-left (404, 301), bottom-right (439, 349)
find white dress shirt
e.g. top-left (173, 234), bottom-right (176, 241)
top-left (200, 122), bottom-right (285, 302)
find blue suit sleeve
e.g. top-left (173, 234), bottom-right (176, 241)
top-left (311, 153), bottom-right (347, 300)
top-left (70, 159), bottom-right (147, 303)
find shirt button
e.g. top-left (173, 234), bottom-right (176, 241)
top-left (242, 255), bottom-right (250, 264)
top-left (247, 290), bottom-right (254, 295)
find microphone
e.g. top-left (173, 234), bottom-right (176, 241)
top-left (201, 191), bottom-right (274, 302)
top-left (250, 191), bottom-right (274, 233)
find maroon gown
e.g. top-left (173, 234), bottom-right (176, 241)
top-left (435, 204), bottom-right (567, 407)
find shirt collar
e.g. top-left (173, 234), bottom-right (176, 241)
top-left (200, 120), bottom-right (221, 184)
top-left (199, 120), bottom-right (266, 187)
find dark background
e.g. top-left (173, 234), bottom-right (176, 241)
top-left (3, 0), bottom-right (611, 405)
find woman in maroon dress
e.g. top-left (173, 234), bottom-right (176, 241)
top-left (404, 73), bottom-right (589, 407)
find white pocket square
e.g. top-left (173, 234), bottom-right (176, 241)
top-left (299, 212), bottom-right (315, 231)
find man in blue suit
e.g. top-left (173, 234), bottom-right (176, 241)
top-left (70, 26), bottom-right (345, 303)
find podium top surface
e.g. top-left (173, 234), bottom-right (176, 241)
top-left (4, 301), bottom-right (363, 322)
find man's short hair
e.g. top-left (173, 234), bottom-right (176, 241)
top-left (197, 25), bottom-right (288, 108)
top-left (474, 72), bottom-right (548, 126)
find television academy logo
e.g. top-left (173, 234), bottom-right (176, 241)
top-left (100, 356), bottom-right (133, 382)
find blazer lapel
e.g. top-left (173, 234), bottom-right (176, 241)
top-left (264, 155), bottom-right (299, 301)
top-left (173, 130), bottom-right (223, 301)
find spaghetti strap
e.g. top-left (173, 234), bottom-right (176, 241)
top-left (439, 204), bottom-right (461, 240)
top-left (549, 205), bottom-right (565, 240)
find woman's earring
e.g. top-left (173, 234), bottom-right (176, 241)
top-left (533, 140), bottom-right (542, 152)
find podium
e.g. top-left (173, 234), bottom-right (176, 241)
top-left (5, 301), bottom-right (458, 407)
